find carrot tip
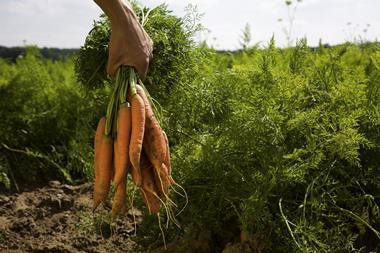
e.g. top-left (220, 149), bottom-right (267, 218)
top-left (93, 202), bottom-right (100, 212)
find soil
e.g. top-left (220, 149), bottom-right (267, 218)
top-left (0, 181), bottom-right (251, 253)
top-left (0, 181), bottom-right (142, 253)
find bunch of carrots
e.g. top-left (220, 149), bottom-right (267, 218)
top-left (93, 66), bottom-right (175, 216)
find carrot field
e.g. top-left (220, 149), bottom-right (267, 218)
top-left (0, 3), bottom-right (379, 253)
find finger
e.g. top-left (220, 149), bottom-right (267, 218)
top-left (106, 35), bottom-right (123, 76)
top-left (106, 52), bottom-right (120, 77)
top-left (136, 56), bottom-right (150, 80)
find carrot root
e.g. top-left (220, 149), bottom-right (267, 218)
top-left (93, 134), bottom-right (113, 211)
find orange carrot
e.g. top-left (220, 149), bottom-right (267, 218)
top-left (140, 152), bottom-right (161, 214)
top-left (113, 104), bottom-right (132, 187)
top-left (136, 85), bottom-right (171, 197)
top-left (129, 93), bottom-right (145, 186)
top-left (136, 85), bottom-right (154, 119)
top-left (162, 131), bottom-right (175, 184)
top-left (94, 117), bottom-right (106, 179)
top-left (113, 138), bottom-right (119, 183)
top-left (162, 131), bottom-right (171, 175)
top-left (144, 132), bottom-right (170, 198)
top-left (93, 130), bottom-right (113, 211)
top-left (112, 173), bottom-right (127, 216)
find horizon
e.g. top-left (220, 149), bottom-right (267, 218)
top-left (0, 0), bottom-right (379, 50)
top-left (2, 40), bottom-right (378, 51)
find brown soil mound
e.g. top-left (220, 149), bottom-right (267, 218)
top-left (0, 181), bottom-right (141, 253)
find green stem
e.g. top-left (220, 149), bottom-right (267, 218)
top-left (279, 198), bottom-right (305, 252)
top-left (105, 87), bottom-right (116, 136)
top-left (105, 68), bottom-right (122, 137)
top-left (335, 205), bottom-right (380, 240)
top-left (119, 66), bottom-right (130, 104)
top-left (129, 68), bottom-right (137, 96)
top-left (112, 84), bottom-right (120, 137)
top-left (106, 66), bottom-right (136, 137)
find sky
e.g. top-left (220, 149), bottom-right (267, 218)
top-left (0, 0), bottom-right (379, 50)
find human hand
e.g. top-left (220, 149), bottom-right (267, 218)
top-left (94, 0), bottom-right (153, 80)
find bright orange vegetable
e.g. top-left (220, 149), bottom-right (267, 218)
top-left (113, 138), bottom-right (119, 182)
top-left (162, 131), bottom-right (175, 184)
top-left (94, 117), bottom-right (106, 179)
top-left (140, 152), bottom-right (161, 214)
top-left (112, 173), bottom-right (127, 216)
top-left (136, 85), bottom-right (171, 198)
top-left (113, 104), bottom-right (131, 187)
top-left (129, 93), bottom-right (145, 186)
top-left (93, 125), bottom-right (113, 211)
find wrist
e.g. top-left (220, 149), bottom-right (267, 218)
top-left (94, 0), bottom-right (128, 25)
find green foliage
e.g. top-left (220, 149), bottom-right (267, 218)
top-left (0, 46), bottom-right (78, 62)
top-left (240, 23), bottom-right (252, 51)
top-left (0, 5), bottom-right (379, 252)
top-left (0, 47), bottom-right (105, 188)
top-left (75, 15), bottom-right (110, 90)
top-left (75, 3), bottom-right (201, 104)
top-left (164, 41), bottom-right (380, 251)
top-left (0, 164), bottom-right (10, 190)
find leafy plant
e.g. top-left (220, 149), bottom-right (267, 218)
top-left (0, 47), bottom-right (103, 187)
top-left (0, 4), bottom-right (379, 252)
top-left (165, 41), bottom-right (380, 252)
top-left (75, 3), bottom-right (202, 104)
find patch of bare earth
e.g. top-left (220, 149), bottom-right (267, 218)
top-left (0, 181), bottom-right (141, 253)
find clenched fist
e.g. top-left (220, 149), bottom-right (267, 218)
top-left (94, 0), bottom-right (153, 79)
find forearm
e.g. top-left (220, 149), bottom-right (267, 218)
top-left (94, 0), bottom-right (133, 25)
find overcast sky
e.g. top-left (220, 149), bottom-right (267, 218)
top-left (0, 0), bottom-right (379, 50)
